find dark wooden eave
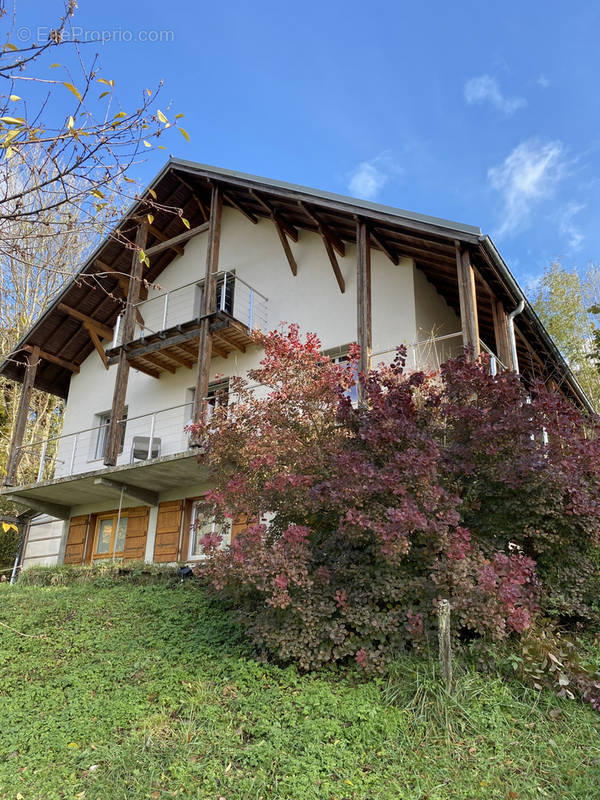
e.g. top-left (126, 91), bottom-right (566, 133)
top-left (0, 158), bottom-right (592, 412)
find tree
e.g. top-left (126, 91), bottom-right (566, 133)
top-left (533, 261), bottom-right (600, 409)
top-left (186, 326), bottom-right (600, 673)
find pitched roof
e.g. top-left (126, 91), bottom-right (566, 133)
top-left (0, 158), bottom-right (592, 411)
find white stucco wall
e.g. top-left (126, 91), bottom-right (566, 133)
top-left (56, 208), bottom-right (419, 475)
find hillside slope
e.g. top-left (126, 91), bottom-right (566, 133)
top-left (0, 578), bottom-right (599, 799)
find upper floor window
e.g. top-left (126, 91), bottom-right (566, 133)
top-left (195, 271), bottom-right (235, 318)
top-left (94, 409), bottom-right (127, 460)
top-left (188, 379), bottom-right (230, 422)
top-left (324, 346), bottom-right (359, 404)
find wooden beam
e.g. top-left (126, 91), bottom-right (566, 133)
top-left (455, 243), bottom-right (480, 358)
top-left (369, 227), bottom-right (399, 266)
top-left (298, 202), bottom-right (345, 256)
top-left (144, 222), bottom-right (209, 259)
top-left (58, 304), bottom-right (113, 340)
top-left (273, 219), bottom-right (298, 276)
top-left (93, 477), bottom-right (159, 507)
top-left (171, 171), bottom-right (210, 221)
top-left (491, 299), bottom-right (514, 371)
top-left (4, 494), bottom-right (71, 520)
top-left (23, 344), bottom-right (79, 373)
top-left (249, 189), bottom-right (299, 241)
top-left (104, 222), bottom-right (148, 466)
top-left (130, 359), bottom-right (161, 379)
top-left (3, 346), bottom-right (40, 486)
top-left (356, 219), bottom-right (372, 404)
top-left (141, 352), bottom-right (177, 374)
top-left (166, 350), bottom-right (195, 369)
top-left (85, 325), bottom-right (109, 370)
top-left (322, 232), bottom-right (345, 293)
top-left (223, 191), bottom-right (258, 224)
top-left (148, 224), bottom-right (185, 256)
top-left (193, 184), bottom-right (223, 421)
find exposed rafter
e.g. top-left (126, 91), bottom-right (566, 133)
top-left (249, 189), bottom-right (299, 241)
top-left (223, 190), bottom-right (258, 224)
top-left (369, 227), bottom-right (399, 266)
top-left (298, 201), bottom-right (345, 256)
top-left (171, 170), bottom-right (210, 221)
top-left (58, 303), bottom-right (113, 340)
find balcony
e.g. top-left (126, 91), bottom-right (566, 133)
top-left (106, 270), bottom-right (269, 377)
top-left (12, 402), bottom-right (199, 488)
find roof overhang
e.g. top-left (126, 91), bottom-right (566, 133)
top-left (0, 158), bottom-right (592, 412)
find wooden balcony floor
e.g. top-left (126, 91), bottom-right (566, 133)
top-left (106, 312), bottom-right (253, 378)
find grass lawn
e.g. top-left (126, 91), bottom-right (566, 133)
top-left (0, 577), bottom-right (599, 800)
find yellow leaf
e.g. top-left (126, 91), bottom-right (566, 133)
top-left (4, 42), bottom-right (17, 51)
top-left (179, 127), bottom-right (190, 143)
top-left (146, 88), bottom-right (152, 96)
top-left (157, 145), bottom-right (166, 150)
top-left (181, 218), bottom-right (190, 229)
top-left (9, 94), bottom-right (21, 102)
top-left (143, 140), bottom-right (152, 148)
top-left (0, 116), bottom-right (25, 125)
top-left (175, 113), bottom-right (184, 119)
top-left (63, 82), bottom-right (82, 101)
top-left (113, 111), bottom-right (126, 119)
top-left (138, 249), bottom-right (146, 263)
top-left (123, 175), bottom-right (136, 183)
top-left (90, 189), bottom-right (105, 199)
top-left (157, 109), bottom-right (167, 124)
top-left (75, 792), bottom-right (86, 799)
top-left (16, 794), bottom-right (24, 800)
top-left (50, 63), bottom-right (61, 68)
top-left (2, 522), bottom-right (16, 532)
top-left (97, 78), bottom-right (111, 86)
top-left (98, 91), bottom-right (109, 100)
top-left (148, 188), bottom-right (157, 200)
top-left (67, 116), bottom-right (75, 130)
top-left (5, 146), bottom-right (14, 160)
top-left (67, 741), bottom-right (79, 748)
top-left (147, 214), bottom-right (154, 225)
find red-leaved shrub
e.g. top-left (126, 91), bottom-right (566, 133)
top-left (189, 325), bottom-right (600, 671)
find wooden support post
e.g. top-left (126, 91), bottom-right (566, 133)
top-left (491, 298), bottom-right (514, 371)
top-left (437, 599), bottom-right (453, 693)
top-left (455, 243), bottom-right (480, 359)
top-left (356, 220), bottom-right (372, 405)
top-left (3, 346), bottom-right (40, 486)
top-left (193, 184), bottom-right (222, 422)
top-left (104, 222), bottom-right (148, 466)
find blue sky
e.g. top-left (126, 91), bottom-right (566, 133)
top-left (14, 0), bottom-right (600, 290)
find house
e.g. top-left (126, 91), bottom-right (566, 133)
top-left (0, 159), bottom-right (592, 572)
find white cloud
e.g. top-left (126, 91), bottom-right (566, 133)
top-left (464, 74), bottom-right (526, 115)
top-left (347, 153), bottom-right (400, 200)
top-left (537, 74), bottom-right (550, 88)
top-left (488, 139), bottom-right (566, 236)
top-left (558, 202), bottom-right (585, 250)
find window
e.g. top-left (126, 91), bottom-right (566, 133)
top-left (94, 513), bottom-right (128, 560)
top-left (195, 271), bottom-right (235, 318)
top-left (327, 348), bottom-right (359, 404)
top-left (95, 409), bottom-right (127, 460)
top-left (188, 502), bottom-right (231, 559)
top-left (188, 379), bottom-right (229, 422)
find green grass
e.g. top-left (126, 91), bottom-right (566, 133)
top-left (0, 579), bottom-right (599, 800)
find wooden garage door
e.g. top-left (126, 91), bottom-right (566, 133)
top-left (153, 500), bottom-right (184, 563)
top-left (63, 515), bottom-right (90, 564)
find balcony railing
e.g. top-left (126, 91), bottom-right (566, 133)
top-left (13, 402), bottom-right (199, 485)
top-left (113, 270), bottom-right (269, 347)
top-left (375, 332), bottom-right (507, 374)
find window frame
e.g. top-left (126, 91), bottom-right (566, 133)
top-left (187, 501), bottom-right (231, 560)
top-left (92, 512), bottom-right (129, 561)
top-left (94, 408), bottom-right (128, 461)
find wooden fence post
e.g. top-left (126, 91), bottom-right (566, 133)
top-left (438, 598), bottom-right (452, 692)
